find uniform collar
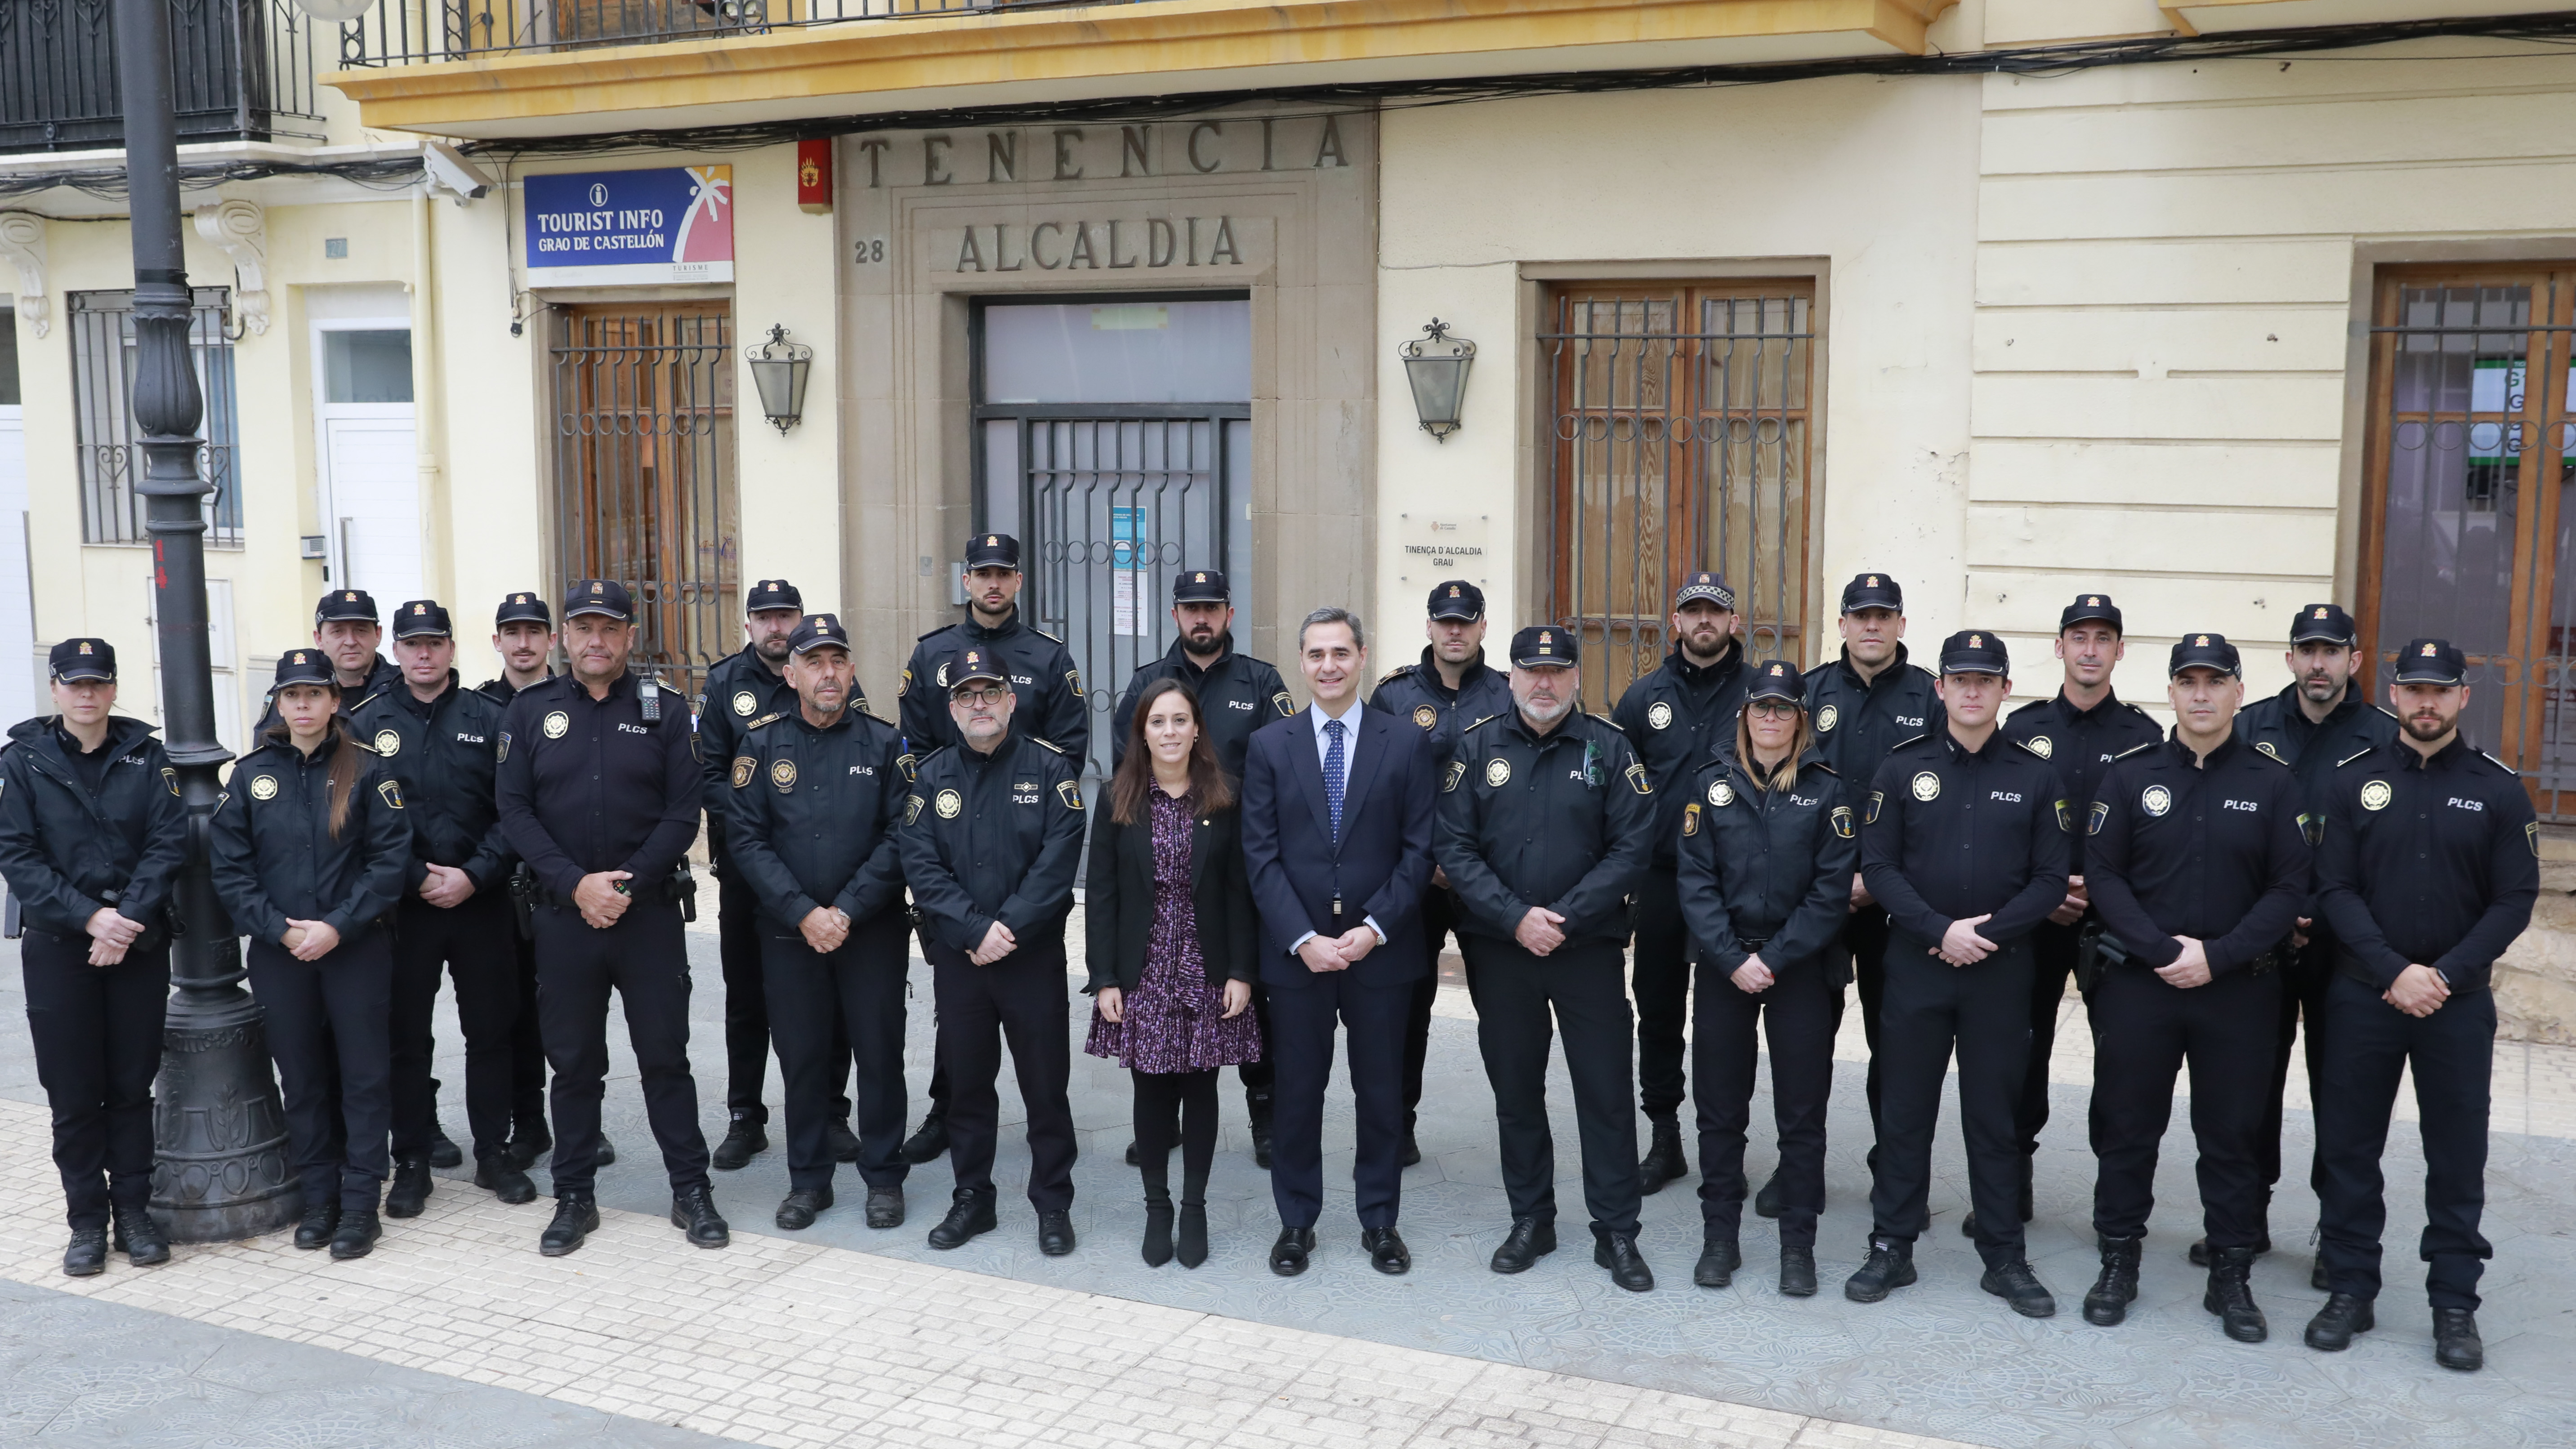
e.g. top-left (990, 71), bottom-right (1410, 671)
top-left (1414, 645), bottom-right (1496, 700)
top-left (1836, 642), bottom-right (1912, 690)
top-left (1669, 639), bottom-right (1741, 687)
top-left (1166, 631), bottom-right (1234, 677)
top-left (2398, 734), bottom-right (2470, 772)
top-left (794, 704), bottom-right (855, 736)
top-left (1500, 708), bottom-right (1580, 746)
top-left (2051, 687), bottom-right (2122, 724)
top-left (1939, 725), bottom-right (2005, 762)
top-left (744, 646), bottom-right (787, 682)
top-left (962, 609), bottom-right (1023, 642)
top-left (2164, 728), bottom-right (2241, 770)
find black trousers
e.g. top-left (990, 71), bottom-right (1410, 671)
top-left (1693, 952), bottom-right (1838, 1248)
top-left (2087, 964), bottom-right (2281, 1249)
top-left (2314, 973), bottom-right (2496, 1311)
top-left (1870, 936), bottom-right (2033, 1266)
top-left (2257, 932), bottom-right (2336, 1202)
top-left (508, 923), bottom-right (547, 1131)
top-left (249, 930), bottom-right (394, 1213)
top-left (2015, 915), bottom-right (2083, 1157)
top-left (929, 940), bottom-right (1076, 1212)
top-left (1401, 887), bottom-right (1459, 1128)
top-left (1631, 868), bottom-right (1692, 1122)
top-left (1463, 935), bottom-right (1641, 1237)
top-left (1268, 967), bottom-right (1411, 1230)
top-left (22, 931), bottom-right (168, 1231)
top-left (763, 909), bottom-right (910, 1193)
top-left (389, 891), bottom-right (520, 1164)
top-left (1839, 905), bottom-right (1894, 1135)
top-left (532, 898), bottom-right (709, 1196)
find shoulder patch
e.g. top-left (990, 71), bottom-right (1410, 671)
top-left (2112, 740), bottom-right (2158, 761)
top-left (2337, 748), bottom-right (2377, 768)
top-left (376, 779), bottom-right (405, 810)
top-left (731, 756), bottom-right (755, 789)
top-left (1028, 735), bottom-right (1067, 755)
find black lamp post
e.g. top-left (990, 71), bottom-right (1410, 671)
top-left (117, 0), bottom-right (297, 1241)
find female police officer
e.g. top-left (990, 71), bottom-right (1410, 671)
top-left (210, 650), bottom-right (412, 1261)
top-left (1675, 660), bottom-right (1856, 1297)
top-left (0, 638), bottom-right (189, 1276)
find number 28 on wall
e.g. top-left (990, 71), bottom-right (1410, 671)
top-left (853, 237), bottom-right (887, 264)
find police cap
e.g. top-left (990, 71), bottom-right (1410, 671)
top-left (392, 600), bottom-right (453, 641)
top-left (494, 592), bottom-right (551, 628)
top-left (1508, 626), bottom-right (1577, 669)
top-left (2061, 594), bottom-right (2122, 633)
top-left (2168, 632), bottom-right (2240, 677)
top-left (1427, 580), bottom-right (1485, 621)
top-left (789, 613), bottom-right (852, 655)
top-left (1840, 573), bottom-right (1903, 614)
top-left (949, 646), bottom-right (1010, 689)
top-left (272, 649), bottom-right (335, 689)
top-left (315, 589), bottom-right (379, 626)
top-left (49, 638), bottom-right (114, 683)
top-left (564, 580), bottom-right (633, 621)
top-left (1674, 571), bottom-right (1736, 611)
top-left (746, 578), bottom-right (802, 613)
top-left (964, 534), bottom-right (1021, 571)
top-left (2290, 602), bottom-right (2358, 647)
top-left (1173, 570), bottom-right (1230, 604)
top-left (1938, 630), bottom-right (2009, 677)
top-left (2392, 637), bottom-right (2468, 687)
top-left (1744, 658), bottom-right (1803, 706)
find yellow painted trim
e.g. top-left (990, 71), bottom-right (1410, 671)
top-left (330, 0), bottom-right (1959, 133)
top-left (2159, 4), bottom-right (2201, 35)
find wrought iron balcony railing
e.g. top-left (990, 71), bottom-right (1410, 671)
top-left (0, 0), bottom-right (327, 156)
top-left (326, 0), bottom-right (1135, 66)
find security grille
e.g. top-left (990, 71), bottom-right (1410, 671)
top-left (67, 288), bottom-right (242, 548)
top-left (1543, 285), bottom-right (1815, 713)
top-left (549, 301), bottom-right (739, 702)
top-left (2362, 270), bottom-right (2576, 818)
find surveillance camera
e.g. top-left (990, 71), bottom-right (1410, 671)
top-left (423, 141), bottom-right (494, 204)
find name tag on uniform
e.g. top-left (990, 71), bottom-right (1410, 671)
top-left (617, 722), bottom-right (647, 736)
top-left (2223, 798), bottom-right (2258, 812)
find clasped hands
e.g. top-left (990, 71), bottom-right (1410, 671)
top-left (1097, 978), bottom-right (1252, 1022)
top-left (1297, 925), bottom-right (1380, 973)
top-left (84, 907), bottom-right (141, 967)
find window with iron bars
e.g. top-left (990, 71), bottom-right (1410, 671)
top-left (68, 289), bottom-right (243, 548)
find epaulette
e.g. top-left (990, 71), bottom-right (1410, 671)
top-left (349, 689), bottom-right (392, 714)
top-left (1462, 713), bottom-right (1504, 732)
top-left (914, 625), bottom-right (951, 643)
top-left (1028, 735), bottom-right (1067, 754)
top-left (1379, 664), bottom-right (1415, 686)
top-left (1888, 731), bottom-right (1931, 752)
top-left (1805, 757), bottom-right (1841, 778)
top-left (2122, 701), bottom-right (2155, 717)
top-left (2480, 750), bottom-right (2519, 776)
top-left (349, 734), bottom-right (384, 756)
top-left (912, 745), bottom-right (951, 767)
top-left (2112, 740), bottom-right (2157, 760)
top-left (2010, 737), bottom-right (2052, 761)
top-left (857, 706), bottom-right (891, 725)
top-left (2336, 747), bottom-right (2377, 768)
top-left (1031, 625), bottom-right (1066, 646)
top-left (745, 711), bottom-right (788, 731)
top-left (1589, 712), bottom-right (1625, 735)
top-left (2375, 705), bottom-right (2401, 721)
top-left (2004, 697), bottom-right (2051, 720)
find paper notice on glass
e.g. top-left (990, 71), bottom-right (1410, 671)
top-left (1111, 506), bottom-right (1146, 636)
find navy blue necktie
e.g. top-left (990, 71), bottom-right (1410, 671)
top-left (1323, 718), bottom-right (1347, 843)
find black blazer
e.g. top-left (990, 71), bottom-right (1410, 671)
top-left (1084, 793), bottom-right (1256, 992)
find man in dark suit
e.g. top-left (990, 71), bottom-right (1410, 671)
top-left (1241, 606), bottom-right (1438, 1278)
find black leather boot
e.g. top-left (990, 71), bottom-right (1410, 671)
top-left (710, 1115), bottom-right (767, 1171)
top-left (329, 1206), bottom-right (382, 1260)
top-left (926, 1188), bottom-right (996, 1249)
top-left (2433, 1307), bottom-right (2483, 1371)
top-left (384, 1156), bottom-right (432, 1218)
top-left (1778, 1246), bottom-right (1817, 1297)
top-left (1594, 1231), bottom-right (1653, 1292)
top-left (505, 1118), bottom-right (552, 1170)
top-left (426, 1111), bottom-right (463, 1169)
top-left (1752, 1168), bottom-right (1786, 1219)
top-left (2304, 1293), bottom-right (2375, 1351)
top-left (112, 1203), bottom-right (170, 1267)
top-left (1692, 1234), bottom-right (1741, 1288)
top-left (2083, 1235), bottom-right (2142, 1326)
top-left (294, 1199), bottom-right (340, 1251)
top-left (2205, 1245), bottom-right (2268, 1343)
top-left (671, 1183), bottom-right (731, 1248)
top-left (1176, 1202), bottom-right (1208, 1269)
top-left (1980, 1258), bottom-right (2057, 1318)
top-left (1141, 1191), bottom-right (1175, 1268)
top-left (1637, 1117), bottom-right (1688, 1195)
top-left (63, 1228), bottom-right (107, 1277)
top-left (474, 1156), bottom-right (537, 1205)
top-left (1844, 1236), bottom-right (1916, 1303)
top-left (540, 1194), bottom-right (599, 1257)
top-left (900, 1112), bottom-right (950, 1164)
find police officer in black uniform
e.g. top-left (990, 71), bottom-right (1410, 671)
top-left (699, 579), bottom-right (861, 1173)
top-left (1804, 574), bottom-right (1942, 1141)
top-left (1845, 630), bottom-right (2068, 1317)
top-left (478, 591), bottom-right (585, 1171)
top-left (313, 588), bottom-right (406, 706)
top-left (210, 650), bottom-right (413, 1262)
top-left (496, 580), bottom-right (727, 1257)
top-left (1368, 580), bottom-right (1513, 1164)
top-left (2076, 633), bottom-right (2309, 1342)
top-left (353, 601), bottom-right (527, 1219)
top-left (1675, 660), bottom-right (1855, 1297)
top-left (1993, 594), bottom-right (2159, 1233)
top-left (1612, 570), bottom-right (1750, 1197)
top-left (896, 533), bottom-right (1088, 1164)
top-left (2232, 602), bottom-right (2397, 1271)
top-left (1436, 626), bottom-right (1657, 1292)
top-left (897, 645), bottom-right (1089, 1255)
top-left (1109, 568), bottom-right (1295, 1167)
top-left (0, 639), bottom-right (188, 1277)
top-left (2307, 638), bottom-right (2537, 1372)
top-left (722, 614), bottom-right (914, 1235)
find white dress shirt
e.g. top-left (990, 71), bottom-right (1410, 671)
top-left (1290, 697), bottom-right (1387, 955)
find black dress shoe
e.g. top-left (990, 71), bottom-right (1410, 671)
top-left (63, 1228), bottom-right (107, 1277)
top-left (506, 1119), bottom-right (552, 1170)
top-left (1844, 1236), bottom-right (1916, 1303)
top-left (1693, 1236), bottom-right (1741, 1288)
top-left (926, 1189), bottom-right (996, 1250)
top-left (540, 1195), bottom-right (599, 1257)
top-left (671, 1184), bottom-right (730, 1248)
top-left (826, 1118), bottom-right (862, 1164)
top-left (474, 1158), bottom-right (538, 1205)
top-left (2304, 1293), bottom-right (2375, 1351)
top-left (2204, 1246), bottom-right (2268, 1343)
top-left (427, 1119), bottom-right (464, 1170)
top-left (710, 1117), bottom-right (767, 1172)
top-left (900, 1112), bottom-right (950, 1164)
top-left (1176, 1204), bottom-right (1208, 1269)
top-left (112, 1204), bottom-right (169, 1267)
top-left (865, 1187), bottom-right (905, 1229)
top-left (1637, 1119), bottom-right (1688, 1196)
top-left (1037, 1209), bottom-right (1077, 1257)
top-left (2189, 1231), bottom-right (2271, 1266)
top-left (1981, 1258), bottom-right (2057, 1318)
top-left (1595, 1232), bottom-right (1653, 1292)
top-left (775, 1187), bottom-right (833, 1231)
top-left (595, 1134), bottom-right (617, 1167)
top-left (1362, 1226), bottom-right (1410, 1275)
top-left (1399, 1129), bottom-right (1422, 1168)
top-left (1270, 1226), bottom-right (1316, 1276)
top-left (2433, 1307), bottom-right (2483, 1371)
top-left (1142, 1201), bottom-right (1175, 1267)
top-left (294, 1200), bottom-right (341, 1251)
top-left (384, 1156), bottom-right (432, 1219)
top-left (1753, 1169), bottom-right (1786, 1220)
top-left (1490, 1217), bottom-right (1557, 1274)
top-left (329, 1207), bottom-right (382, 1260)
top-left (1778, 1247), bottom-right (1818, 1297)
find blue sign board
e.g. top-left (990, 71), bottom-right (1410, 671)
top-left (523, 166), bottom-right (734, 286)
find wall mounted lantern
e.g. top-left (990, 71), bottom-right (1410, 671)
top-left (746, 324), bottom-right (813, 434)
top-left (1400, 317), bottom-right (1476, 442)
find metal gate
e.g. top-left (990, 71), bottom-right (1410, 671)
top-left (549, 301), bottom-right (739, 702)
top-left (1543, 285), bottom-right (1815, 712)
top-left (2361, 269), bottom-right (2576, 818)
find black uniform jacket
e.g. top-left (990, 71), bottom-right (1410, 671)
top-left (1675, 746), bottom-right (1857, 978)
top-left (348, 672), bottom-right (511, 893)
top-left (897, 731), bottom-right (1087, 957)
top-left (1614, 642), bottom-right (1751, 867)
top-left (0, 716), bottom-right (188, 937)
top-left (720, 704), bottom-right (910, 932)
top-left (2002, 690), bottom-right (2162, 877)
top-left (2235, 680), bottom-right (2400, 809)
top-left (495, 672), bottom-right (700, 903)
top-left (2316, 738), bottom-right (2539, 994)
top-left (1083, 794), bottom-right (1257, 993)
top-left (1434, 709), bottom-right (1654, 947)
top-left (209, 729), bottom-right (413, 947)
top-left (696, 647), bottom-right (801, 821)
top-left (1109, 634), bottom-right (1295, 779)
top-left (1861, 728), bottom-right (2071, 950)
top-left (898, 610), bottom-right (1088, 763)
top-left (1370, 646), bottom-right (1515, 776)
top-left (2083, 733), bottom-right (2311, 975)
top-left (1804, 644), bottom-right (1944, 791)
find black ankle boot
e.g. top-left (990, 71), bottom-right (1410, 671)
top-left (2084, 1235), bottom-right (2143, 1326)
top-left (1176, 1202), bottom-right (1208, 1269)
top-left (1638, 1118), bottom-right (1688, 1195)
top-left (1142, 1194), bottom-right (1175, 1268)
top-left (2205, 1245), bottom-right (2267, 1343)
top-left (112, 1203), bottom-right (170, 1266)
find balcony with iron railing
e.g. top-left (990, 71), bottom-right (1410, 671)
top-left (0, 0), bottom-right (328, 156)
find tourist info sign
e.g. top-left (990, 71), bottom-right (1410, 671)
top-left (525, 166), bottom-right (735, 286)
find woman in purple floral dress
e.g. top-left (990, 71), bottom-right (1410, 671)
top-left (1084, 679), bottom-right (1260, 1268)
